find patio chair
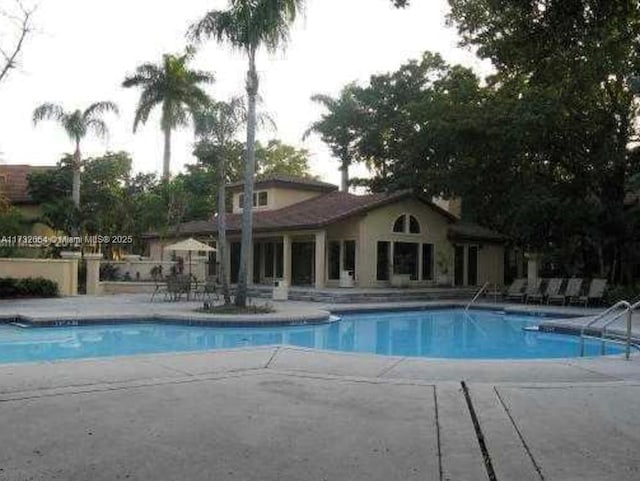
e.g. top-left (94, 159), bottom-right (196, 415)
top-left (527, 278), bottom-right (562, 304)
top-left (167, 275), bottom-right (191, 301)
top-left (504, 278), bottom-right (527, 302)
top-left (150, 278), bottom-right (168, 302)
top-left (194, 276), bottom-right (220, 304)
top-left (519, 278), bottom-right (542, 303)
top-left (548, 278), bottom-right (582, 305)
top-left (571, 278), bottom-right (607, 307)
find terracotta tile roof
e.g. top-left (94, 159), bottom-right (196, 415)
top-left (0, 165), bottom-right (55, 205)
top-left (227, 174), bottom-right (338, 193)
top-left (151, 190), bottom-right (461, 238)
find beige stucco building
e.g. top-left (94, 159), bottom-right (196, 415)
top-left (146, 175), bottom-right (506, 289)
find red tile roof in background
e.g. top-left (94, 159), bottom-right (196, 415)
top-left (0, 165), bottom-right (55, 205)
top-left (149, 190), bottom-right (488, 239)
top-left (227, 174), bottom-right (339, 193)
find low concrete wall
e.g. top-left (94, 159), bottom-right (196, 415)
top-left (0, 258), bottom-right (78, 296)
top-left (100, 282), bottom-right (159, 295)
top-left (103, 259), bottom-right (208, 282)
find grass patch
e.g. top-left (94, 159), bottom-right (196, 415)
top-left (197, 302), bottom-right (276, 315)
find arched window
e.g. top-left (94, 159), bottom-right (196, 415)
top-left (409, 215), bottom-right (421, 234)
top-left (393, 215), bottom-right (406, 233)
top-left (392, 214), bottom-right (421, 234)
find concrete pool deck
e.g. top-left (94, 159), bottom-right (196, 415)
top-left (1, 295), bottom-right (640, 480)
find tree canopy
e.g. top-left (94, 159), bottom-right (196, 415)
top-left (123, 49), bottom-right (214, 179)
top-left (311, 34), bottom-right (640, 281)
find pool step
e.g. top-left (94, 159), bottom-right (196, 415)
top-left (247, 287), bottom-right (477, 304)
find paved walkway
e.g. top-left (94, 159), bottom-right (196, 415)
top-left (0, 347), bottom-right (639, 481)
top-left (0, 294), bottom-right (332, 325)
top-left (1, 295), bottom-right (640, 480)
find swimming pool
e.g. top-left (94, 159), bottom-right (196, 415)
top-left (0, 309), bottom-right (627, 363)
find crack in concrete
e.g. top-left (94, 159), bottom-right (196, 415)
top-left (376, 357), bottom-right (406, 378)
top-left (493, 386), bottom-right (545, 481)
top-left (461, 381), bottom-right (497, 481)
top-left (433, 385), bottom-right (443, 481)
top-left (564, 362), bottom-right (627, 382)
top-left (0, 369), bottom-right (267, 403)
top-left (264, 368), bottom-right (436, 387)
top-left (264, 346), bottom-right (281, 369)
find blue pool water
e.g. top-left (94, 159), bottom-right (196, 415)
top-left (0, 309), bottom-right (627, 364)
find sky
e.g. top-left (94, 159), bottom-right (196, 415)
top-left (0, 0), bottom-right (491, 186)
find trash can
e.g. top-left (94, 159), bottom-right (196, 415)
top-left (339, 270), bottom-right (355, 288)
top-left (273, 279), bottom-right (289, 301)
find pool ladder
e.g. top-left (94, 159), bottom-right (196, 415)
top-left (464, 282), bottom-right (490, 312)
top-left (579, 300), bottom-right (640, 360)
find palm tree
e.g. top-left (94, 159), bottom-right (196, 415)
top-left (195, 97), bottom-right (245, 305)
top-left (304, 84), bottom-right (363, 192)
top-left (190, 0), bottom-right (304, 307)
top-left (194, 96), bottom-right (276, 305)
top-left (122, 49), bottom-right (214, 179)
top-left (33, 101), bottom-right (119, 208)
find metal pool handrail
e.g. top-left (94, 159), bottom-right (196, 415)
top-left (580, 300), bottom-right (632, 359)
top-left (465, 282), bottom-right (490, 312)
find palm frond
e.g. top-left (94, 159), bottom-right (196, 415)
top-left (189, 0), bottom-right (305, 54)
top-left (132, 90), bottom-right (163, 132)
top-left (86, 118), bottom-right (109, 140)
top-left (188, 10), bottom-right (238, 45)
top-left (257, 110), bottom-right (277, 133)
top-left (32, 103), bottom-right (66, 125)
top-left (83, 101), bottom-right (119, 121)
top-left (122, 64), bottom-right (163, 87)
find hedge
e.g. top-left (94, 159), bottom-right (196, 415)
top-left (0, 277), bottom-right (59, 299)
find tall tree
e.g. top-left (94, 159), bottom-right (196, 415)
top-left (122, 49), bottom-right (214, 179)
top-left (32, 101), bottom-right (119, 212)
top-left (194, 97), bottom-right (277, 304)
top-left (305, 84), bottom-right (364, 192)
top-left (194, 97), bottom-right (249, 305)
top-left (190, 0), bottom-right (304, 307)
top-left (447, 0), bottom-right (640, 281)
top-left (256, 139), bottom-right (312, 178)
top-left (0, 0), bottom-right (35, 88)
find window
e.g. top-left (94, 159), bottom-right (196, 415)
top-left (377, 241), bottom-right (390, 281)
top-left (467, 245), bottom-right (478, 286)
top-left (0, 175), bottom-right (6, 184)
top-left (393, 214), bottom-right (421, 234)
top-left (238, 191), bottom-right (269, 208)
top-left (328, 241), bottom-right (341, 280)
top-left (393, 216), bottom-right (406, 233)
top-left (409, 216), bottom-right (421, 234)
top-left (343, 240), bottom-right (356, 272)
top-left (394, 242), bottom-right (419, 280)
top-left (422, 244), bottom-right (434, 280)
top-left (264, 243), bottom-right (275, 278)
top-left (275, 243), bottom-right (284, 278)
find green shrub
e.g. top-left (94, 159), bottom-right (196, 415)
top-left (604, 284), bottom-right (640, 305)
top-left (100, 263), bottom-right (120, 281)
top-left (0, 277), bottom-right (20, 297)
top-left (0, 277), bottom-right (58, 298)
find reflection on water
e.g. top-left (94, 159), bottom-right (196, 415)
top-left (0, 309), bottom-right (625, 363)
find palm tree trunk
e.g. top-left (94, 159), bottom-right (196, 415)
top-left (217, 151), bottom-right (231, 305)
top-left (72, 143), bottom-right (81, 207)
top-left (163, 127), bottom-right (172, 180)
top-left (235, 48), bottom-right (259, 307)
top-left (71, 142), bottom-right (82, 238)
top-left (340, 160), bottom-right (349, 193)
